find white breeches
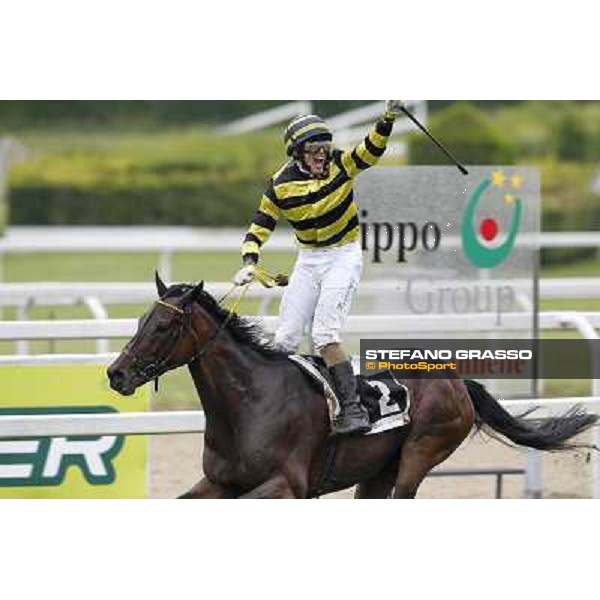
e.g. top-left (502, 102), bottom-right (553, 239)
top-left (274, 241), bottom-right (362, 353)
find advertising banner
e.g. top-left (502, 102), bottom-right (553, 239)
top-left (0, 364), bottom-right (149, 498)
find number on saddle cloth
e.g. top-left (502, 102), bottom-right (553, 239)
top-left (357, 370), bottom-right (408, 424)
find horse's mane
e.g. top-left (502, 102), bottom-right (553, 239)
top-left (165, 284), bottom-right (290, 359)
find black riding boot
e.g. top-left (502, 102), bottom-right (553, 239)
top-left (329, 361), bottom-right (371, 436)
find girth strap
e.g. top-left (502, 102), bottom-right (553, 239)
top-left (313, 437), bottom-right (338, 498)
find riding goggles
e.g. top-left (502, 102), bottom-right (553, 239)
top-left (303, 140), bottom-right (333, 155)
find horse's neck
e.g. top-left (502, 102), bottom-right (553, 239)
top-left (187, 329), bottom-right (252, 426)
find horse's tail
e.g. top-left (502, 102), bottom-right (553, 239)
top-left (464, 379), bottom-right (598, 451)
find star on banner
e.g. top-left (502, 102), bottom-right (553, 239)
top-left (510, 174), bottom-right (523, 189)
top-left (491, 171), bottom-right (505, 187)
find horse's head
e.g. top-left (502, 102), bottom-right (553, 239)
top-left (107, 272), bottom-right (205, 396)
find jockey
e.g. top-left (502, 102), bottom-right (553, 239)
top-left (233, 101), bottom-right (403, 435)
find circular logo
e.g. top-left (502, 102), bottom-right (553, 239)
top-left (461, 176), bottom-right (523, 269)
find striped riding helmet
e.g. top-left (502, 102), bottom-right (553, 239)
top-left (283, 114), bottom-right (332, 156)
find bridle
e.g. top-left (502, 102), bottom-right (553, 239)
top-left (120, 300), bottom-right (196, 389)
top-left (123, 286), bottom-right (249, 390)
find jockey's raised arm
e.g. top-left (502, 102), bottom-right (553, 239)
top-left (338, 109), bottom-right (397, 178)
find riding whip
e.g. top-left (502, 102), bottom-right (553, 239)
top-left (400, 103), bottom-right (469, 176)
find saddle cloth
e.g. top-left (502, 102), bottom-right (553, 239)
top-left (288, 355), bottom-right (411, 435)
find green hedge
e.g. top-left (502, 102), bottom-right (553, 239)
top-left (491, 101), bottom-right (600, 162)
top-left (539, 160), bottom-right (600, 264)
top-left (8, 128), bottom-right (283, 226)
top-left (10, 172), bottom-right (267, 226)
top-left (556, 112), bottom-right (592, 162)
top-left (407, 101), bottom-right (517, 166)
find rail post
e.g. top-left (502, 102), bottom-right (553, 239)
top-left (525, 450), bottom-right (542, 498)
top-left (15, 298), bottom-right (33, 355)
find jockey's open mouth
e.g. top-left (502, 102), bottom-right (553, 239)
top-left (312, 154), bottom-right (327, 175)
top-left (304, 145), bottom-right (330, 177)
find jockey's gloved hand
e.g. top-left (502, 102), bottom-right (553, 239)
top-left (384, 100), bottom-right (404, 121)
top-left (233, 264), bottom-right (256, 286)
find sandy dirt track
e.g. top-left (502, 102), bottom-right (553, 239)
top-left (149, 429), bottom-right (595, 499)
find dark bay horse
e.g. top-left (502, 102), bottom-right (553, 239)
top-left (107, 276), bottom-right (598, 498)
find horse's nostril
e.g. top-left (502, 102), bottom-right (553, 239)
top-left (108, 368), bottom-right (124, 389)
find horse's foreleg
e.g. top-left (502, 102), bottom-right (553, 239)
top-left (178, 477), bottom-right (237, 499)
top-left (237, 474), bottom-right (300, 499)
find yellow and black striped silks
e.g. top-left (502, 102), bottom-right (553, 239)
top-left (242, 118), bottom-right (393, 263)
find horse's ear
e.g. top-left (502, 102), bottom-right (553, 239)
top-left (182, 281), bottom-right (204, 305)
top-left (155, 271), bottom-right (168, 298)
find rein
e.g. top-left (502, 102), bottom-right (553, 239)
top-left (178, 265), bottom-right (284, 362)
top-left (188, 282), bottom-right (250, 362)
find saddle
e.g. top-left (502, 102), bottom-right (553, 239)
top-left (288, 354), bottom-right (411, 435)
